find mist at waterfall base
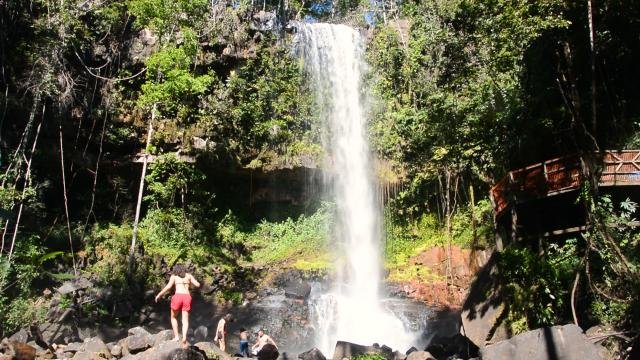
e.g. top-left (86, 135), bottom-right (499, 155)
top-left (294, 23), bottom-right (419, 356)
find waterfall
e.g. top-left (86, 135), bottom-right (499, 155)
top-left (295, 23), bottom-right (416, 355)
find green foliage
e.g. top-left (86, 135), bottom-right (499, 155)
top-left (139, 45), bottom-right (214, 117)
top-left (217, 203), bottom-right (334, 267)
top-left (216, 40), bottom-right (317, 167)
top-left (140, 208), bottom-right (210, 266)
top-left (145, 153), bottom-right (208, 208)
top-left (580, 194), bottom-right (640, 328)
top-left (215, 289), bottom-right (244, 305)
top-left (498, 246), bottom-right (568, 332)
top-left (367, 0), bottom-right (570, 214)
top-left (86, 224), bottom-right (132, 285)
top-left (384, 199), bottom-right (493, 269)
top-left (0, 295), bottom-right (49, 336)
top-left (0, 235), bottom-right (50, 336)
top-left (127, 0), bottom-right (208, 35)
top-left (352, 354), bottom-right (388, 360)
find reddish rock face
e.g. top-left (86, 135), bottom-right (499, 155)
top-left (391, 246), bottom-right (492, 308)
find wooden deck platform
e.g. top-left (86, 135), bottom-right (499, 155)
top-left (490, 150), bottom-right (640, 218)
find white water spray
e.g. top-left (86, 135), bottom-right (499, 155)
top-left (296, 23), bottom-right (416, 355)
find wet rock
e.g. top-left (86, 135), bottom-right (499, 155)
top-left (194, 326), bottom-right (208, 343)
top-left (284, 280), bottom-right (311, 301)
top-left (298, 347), bottom-right (326, 360)
top-left (406, 351), bottom-right (436, 360)
top-left (332, 341), bottom-right (393, 360)
top-left (480, 324), bottom-right (610, 360)
top-left (405, 347), bottom-right (417, 355)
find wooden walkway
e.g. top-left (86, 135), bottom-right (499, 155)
top-left (490, 150), bottom-right (640, 218)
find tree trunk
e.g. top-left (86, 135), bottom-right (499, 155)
top-left (128, 104), bottom-right (156, 275)
top-left (7, 103), bottom-right (44, 264)
top-left (59, 121), bottom-right (78, 276)
top-left (587, 0), bottom-right (597, 135)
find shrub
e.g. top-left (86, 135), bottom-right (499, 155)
top-left (498, 246), bottom-right (569, 332)
top-left (217, 203), bottom-right (334, 267)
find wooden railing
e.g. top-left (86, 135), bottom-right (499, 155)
top-left (490, 150), bottom-right (640, 217)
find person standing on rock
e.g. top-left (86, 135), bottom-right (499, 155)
top-left (238, 327), bottom-right (250, 357)
top-left (154, 264), bottom-right (200, 347)
top-left (214, 313), bottom-right (233, 352)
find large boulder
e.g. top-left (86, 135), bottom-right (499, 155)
top-left (194, 326), bottom-right (208, 343)
top-left (120, 339), bottom-right (181, 360)
top-left (460, 254), bottom-right (508, 347)
top-left (284, 280), bottom-right (312, 301)
top-left (425, 333), bottom-right (478, 359)
top-left (332, 341), bottom-right (393, 360)
top-left (480, 324), bottom-right (610, 360)
top-left (82, 336), bottom-right (110, 357)
top-left (165, 347), bottom-right (207, 360)
top-left (406, 351), bottom-right (435, 360)
top-left (125, 327), bottom-right (154, 354)
top-left (194, 342), bottom-right (235, 360)
top-left (57, 277), bottom-right (93, 295)
top-left (8, 329), bottom-right (30, 343)
top-left (38, 321), bottom-right (80, 344)
top-left (298, 347), bottom-right (327, 360)
top-left (154, 330), bottom-right (176, 347)
top-left (258, 343), bottom-right (279, 360)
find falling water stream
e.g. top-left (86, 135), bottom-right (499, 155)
top-left (295, 23), bottom-right (417, 355)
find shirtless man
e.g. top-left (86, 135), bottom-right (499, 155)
top-left (251, 329), bottom-right (277, 356)
top-left (239, 327), bottom-right (250, 357)
top-left (214, 314), bottom-right (233, 351)
top-left (155, 264), bottom-right (200, 346)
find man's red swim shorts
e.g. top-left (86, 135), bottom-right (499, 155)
top-left (170, 293), bottom-right (192, 312)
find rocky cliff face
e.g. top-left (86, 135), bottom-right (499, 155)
top-left (389, 246), bottom-right (492, 308)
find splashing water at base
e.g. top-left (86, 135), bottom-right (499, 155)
top-left (295, 23), bottom-right (417, 356)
